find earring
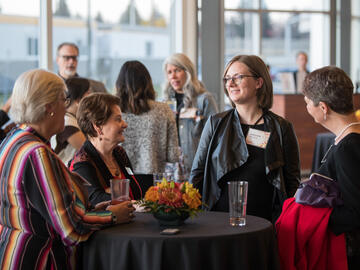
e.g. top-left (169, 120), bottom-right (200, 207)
top-left (323, 113), bottom-right (327, 121)
top-left (99, 136), bottom-right (102, 141)
top-left (50, 112), bottom-right (54, 117)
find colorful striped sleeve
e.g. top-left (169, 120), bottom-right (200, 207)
top-left (23, 145), bottom-right (112, 246)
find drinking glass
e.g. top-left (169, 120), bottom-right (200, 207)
top-left (228, 181), bottom-right (248, 226)
top-left (110, 178), bottom-right (130, 204)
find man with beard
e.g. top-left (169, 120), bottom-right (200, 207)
top-left (56, 42), bottom-right (107, 93)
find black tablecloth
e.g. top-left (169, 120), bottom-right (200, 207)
top-left (81, 212), bottom-right (280, 270)
top-left (311, 132), bottom-right (335, 173)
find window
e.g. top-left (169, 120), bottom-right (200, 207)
top-left (223, 0), bottom-right (330, 92)
top-left (352, 0), bottom-right (360, 92)
top-left (0, 0), bottom-right (39, 105)
top-left (27, 37), bottom-right (38, 56)
top-left (52, 0), bottom-right (174, 96)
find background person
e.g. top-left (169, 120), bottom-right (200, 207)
top-left (163, 53), bottom-right (218, 173)
top-left (70, 93), bottom-right (142, 205)
top-left (303, 66), bottom-right (360, 269)
top-left (52, 77), bottom-right (90, 166)
top-left (190, 55), bottom-right (300, 222)
top-left (293, 51), bottom-right (309, 93)
top-left (115, 60), bottom-right (179, 174)
top-left (0, 69), bottom-right (134, 270)
top-left (56, 42), bottom-right (107, 93)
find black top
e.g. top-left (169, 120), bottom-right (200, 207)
top-left (317, 133), bottom-right (360, 264)
top-left (318, 133), bottom-right (360, 233)
top-left (0, 109), bottom-right (10, 141)
top-left (174, 92), bottom-right (184, 145)
top-left (213, 123), bottom-right (274, 221)
top-left (71, 140), bottom-right (142, 205)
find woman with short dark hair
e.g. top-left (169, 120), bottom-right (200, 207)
top-left (115, 60), bottom-right (180, 174)
top-left (71, 92), bottom-right (142, 205)
top-left (303, 66), bottom-right (360, 269)
top-left (190, 55), bottom-right (300, 222)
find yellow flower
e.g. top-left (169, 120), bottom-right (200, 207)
top-left (182, 193), bottom-right (202, 209)
top-left (145, 186), bottom-right (159, 202)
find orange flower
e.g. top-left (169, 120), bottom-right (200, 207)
top-left (158, 187), bottom-right (183, 208)
top-left (183, 193), bottom-right (202, 209)
top-left (144, 186), bottom-right (159, 202)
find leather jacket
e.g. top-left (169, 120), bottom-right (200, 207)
top-left (190, 109), bottom-right (300, 220)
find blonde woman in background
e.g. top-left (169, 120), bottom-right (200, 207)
top-left (163, 53), bottom-right (218, 173)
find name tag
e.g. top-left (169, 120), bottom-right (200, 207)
top-left (125, 167), bottom-right (134, 175)
top-left (246, 128), bottom-right (270, 149)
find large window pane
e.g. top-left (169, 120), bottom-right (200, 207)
top-left (261, 0), bottom-right (329, 12)
top-left (53, 0), bottom-right (173, 97)
top-left (352, 0), bottom-right (360, 17)
top-left (225, 0), bottom-right (258, 9)
top-left (0, 0), bottom-right (39, 104)
top-left (224, 11), bottom-right (258, 63)
top-left (261, 12), bottom-right (330, 92)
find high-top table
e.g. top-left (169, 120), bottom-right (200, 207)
top-left (80, 211), bottom-right (280, 270)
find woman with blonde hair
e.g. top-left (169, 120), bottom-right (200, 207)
top-left (163, 53), bottom-right (218, 172)
top-left (0, 69), bottom-right (134, 270)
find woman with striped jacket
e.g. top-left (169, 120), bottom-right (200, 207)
top-left (0, 69), bottom-right (135, 270)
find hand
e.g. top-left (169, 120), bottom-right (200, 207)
top-left (106, 200), bottom-right (135, 224)
top-left (94, 200), bottom-right (111, 211)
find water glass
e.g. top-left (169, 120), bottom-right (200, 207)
top-left (110, 178), bottom-right (130, 204)
top-left (228, 181), bottom-right (248, 226)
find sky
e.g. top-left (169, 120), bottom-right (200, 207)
top-left (0, 0), bottom-right (171, 23)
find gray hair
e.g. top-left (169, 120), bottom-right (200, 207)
top-left (10, 69), bottom-right (66, 124)
top-left (56, 42), bottom-right (79, 56)
top-left (163, 53), bottom-right (205, 109)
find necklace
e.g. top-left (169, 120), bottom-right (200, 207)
top-left (334, 122), bottom-right (360, 144)
top-left (105, 157), bottom-right (120, 177)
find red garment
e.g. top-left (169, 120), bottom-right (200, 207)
top-left (276, 198), bottom-right (347, 270)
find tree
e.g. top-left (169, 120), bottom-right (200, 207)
top-left (119, 0), bottom-right (142, 25)
top-left (147, 5), bottom-right (166, 27)
top-left (53, 0), bottom-right (70, 17)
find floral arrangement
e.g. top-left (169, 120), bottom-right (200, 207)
top-left (138, 179), bottom-right (202, 217)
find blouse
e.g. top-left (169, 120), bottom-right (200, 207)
top-left (0, 125), bottom-right (113, 270)
top-left (71, 140), bottom-right (142, 206)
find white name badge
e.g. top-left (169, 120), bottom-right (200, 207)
top-left (246, 128), bottom-right (271, 149)
top-left (125, 167), bottom-right (134, 175)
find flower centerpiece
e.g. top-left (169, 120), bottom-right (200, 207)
top-left (138, 179), bottom-right (202, 226)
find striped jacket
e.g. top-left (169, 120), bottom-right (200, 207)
top-left (0, 125), bottom-right (113, 270)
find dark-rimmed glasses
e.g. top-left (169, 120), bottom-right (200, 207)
top-left (223, 74), bottom-right (258, 86)
top-left (61, 55), bottom-right (78, 61)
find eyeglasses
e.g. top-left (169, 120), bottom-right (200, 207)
top-left (61, 55), bottom-right (78, 61)
top-left (223, 74), bottom-right (258, 86)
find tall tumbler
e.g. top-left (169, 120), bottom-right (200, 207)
top-left (228, 181), bottom-right (248, 226)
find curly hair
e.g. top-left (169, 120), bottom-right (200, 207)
top-left (77, 93), bottom-right (121, 138)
